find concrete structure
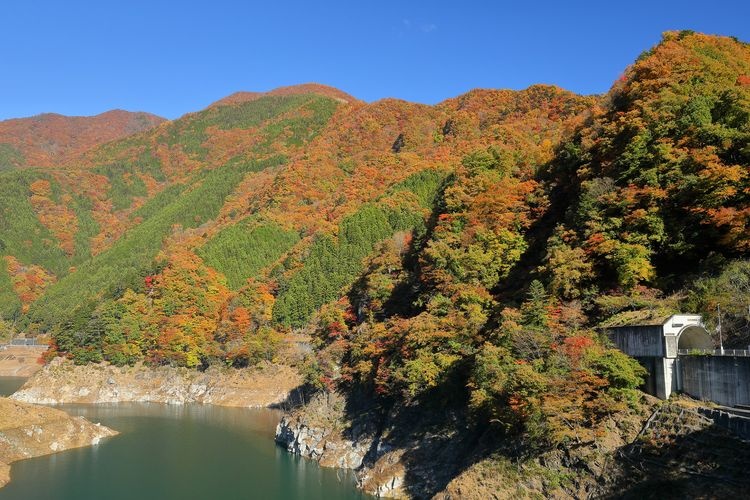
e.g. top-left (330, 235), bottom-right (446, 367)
top-left (697, 406), bottom-right (750, 441)
top-left (681, 356), bottom-right (750, 407)
top-left (607, 314), bottom-right (713, 399)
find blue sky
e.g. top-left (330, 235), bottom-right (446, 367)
top-left (1, 0), bottom-right (749, 120)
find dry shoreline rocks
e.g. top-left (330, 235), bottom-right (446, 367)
top-left (11, 357), bottom-right (303, 407)
top-left (0, 397), bottom-right (117, 488)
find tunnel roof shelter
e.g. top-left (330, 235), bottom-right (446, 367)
top-left (606, 314), bottom-right (713, 359)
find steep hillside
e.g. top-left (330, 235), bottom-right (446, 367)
top-left (23, 91), bottom-right (346, 336)
top-left (0, 110), bottom-right (164, 168)
top-left (541, 30), bottom-right (750, 341)
top-left (306, 28), bottom-right (750, 424)
top-left (546, 31), bottom-right (749, 287)
top-left (281, 31), bottom-right (750, 497)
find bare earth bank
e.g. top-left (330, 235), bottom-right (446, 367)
top-left (0, 397), bottom-right (117, 488)
top-left (11, 357), bottom-right (303, 407)
top-left (0, 357), bottom-right (302, 490)
top-left (0, 347), bottom-right (46, 377)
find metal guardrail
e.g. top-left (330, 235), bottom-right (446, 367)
top-left (678, 348), bottom-right (750, 357)
top-left (10, 338), bottom-right (41, 346)
top-left (0, 338), bottom-right (46, 349)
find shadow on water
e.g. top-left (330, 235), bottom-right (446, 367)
top-left (0, 399), bottom-right (369, 500)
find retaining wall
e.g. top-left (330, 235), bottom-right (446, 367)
top-left (679, 356), bottom-right (750, 407)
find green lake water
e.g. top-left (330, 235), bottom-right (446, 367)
top-left (0, 378), bottom-right (26, 397)
top-left (0, 379), bottom-right (366, 500)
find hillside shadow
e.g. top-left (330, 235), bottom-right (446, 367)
top-left (493, 161), bottom-right (580, 304)
top-left (596, 408), bottom-right (750, 499)
top-left (386, 413), bottom-right (490, 498)
top-left (268, 383), bottom-right (314, 411)
top-left (347, 175), bottom-right (451, 324)
top-left (335, 395), bottom-right (750, 498)
top-left (332, 382), bottom-right (502, 498)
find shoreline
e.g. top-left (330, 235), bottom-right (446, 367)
top-left (0, 397), bottom-right (118, 489)
top-left (11, 357), bottom-right (304, 408)
top-left (0, 358), bottom-right (305, 492)
top-left (16, 359), bottom-right (750, 499)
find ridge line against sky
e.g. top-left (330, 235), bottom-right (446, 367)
top-left (1, 0), bottom-right (749, 121)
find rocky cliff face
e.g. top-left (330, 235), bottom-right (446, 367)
top-left (275, 391), bottom-right (374, 470)
top-left (274, 390), bottom-right (633, 499)
top-left (0, 397), bottom-right (117, 488)
top-left (12, 357), bottom-right (302, 408)
top-left (274, 391), bottom-right (442, 498)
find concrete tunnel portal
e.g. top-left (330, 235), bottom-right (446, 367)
top-left (608, 315), bottom-right (750, 406)
top-left (677, 325), bottom-right (714, 351)
top-left (605, 314), bottom-right (714, 399)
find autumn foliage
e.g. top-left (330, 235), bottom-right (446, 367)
top-left (0, 32), bottom-right (748, 446)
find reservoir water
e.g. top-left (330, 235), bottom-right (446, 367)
top-left (0, 378), bottom-right (26, 396)
top-left (0, 379), bottom-right (366, 500)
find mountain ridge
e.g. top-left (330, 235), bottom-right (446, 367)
top-left (208, 83), bottom-right (360, 108)
top-left (0, 109), bottom-right (165, 167)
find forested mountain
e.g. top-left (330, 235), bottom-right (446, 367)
top-left (299, 31), bottom-right (750, 450)
top-left (0, 110), bottom-right (165, 168)
top-left (0, 32), bottom-right (748, 441)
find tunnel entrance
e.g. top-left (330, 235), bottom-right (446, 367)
top-left (677, 325), bottom-right (714, 351)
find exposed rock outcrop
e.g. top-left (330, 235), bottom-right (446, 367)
top-left (274, 391), bottom-right (441, 498)
top-left (275, 391), bottom-right (374, 470)
top-left (12, 357), bottom-right (302, 408)
top-left (0, 397), bottom-right (117, 488)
